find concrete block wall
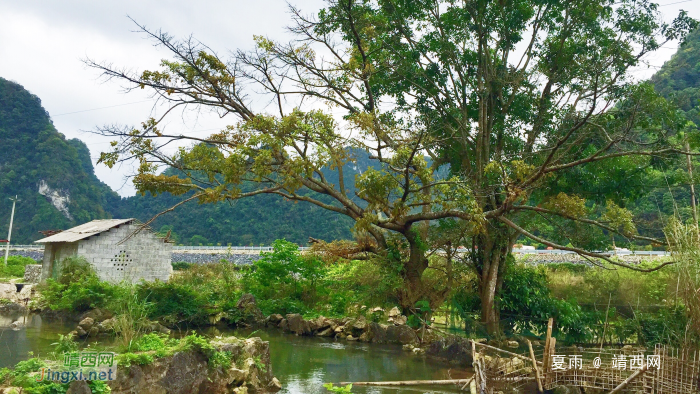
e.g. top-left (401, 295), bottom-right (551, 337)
top-left (77, 223), bottom-right (172, 283)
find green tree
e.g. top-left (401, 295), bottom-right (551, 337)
top-left (89, 2), bottom-right (696, 333)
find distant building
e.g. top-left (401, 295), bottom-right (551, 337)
top-left (35, 219), bottom-right (172, 283)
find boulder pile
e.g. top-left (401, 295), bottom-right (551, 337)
top-left (269, 312), bottom-right (420, 346)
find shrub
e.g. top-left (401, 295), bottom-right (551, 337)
top-left (243, 239), bottom-right (326, 314)
top-left (38, 257), bottom-right (115, 312)
top-left (0, 255), bottom-right (37, 278)
top-left (172, 262), bottom-right (193, 271)
top-left (137, 281), bottom-right (212, 325)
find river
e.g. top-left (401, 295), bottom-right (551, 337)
top-left (0, 313), bottom-right (465, 393)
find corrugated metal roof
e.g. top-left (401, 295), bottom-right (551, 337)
top-left (35, 219), bottom-right (135, 243)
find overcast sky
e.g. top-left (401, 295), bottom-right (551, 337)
top-left (0, 0), bottom-right (698, 197)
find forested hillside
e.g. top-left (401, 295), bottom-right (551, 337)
top-left (111, 151), bottom-right (377, 245)
top-left (0, 77), bottom-right (119, 243)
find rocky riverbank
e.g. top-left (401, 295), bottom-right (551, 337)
top-left (0, 335), bottom-right (281, 394)
top-left (228, 293), bottom-right (474, 366)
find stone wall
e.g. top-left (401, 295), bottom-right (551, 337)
top-left (23, 264), bottom-right (42, 283)
top-left (40, 242), bottom-right (79, 281)
top-left (77, 223), bottom-right (172, 283)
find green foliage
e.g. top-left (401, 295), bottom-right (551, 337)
top-left (131, 333), bottom-right (168, 352)
top-left (137, 280), bottom-right (212, 325)
top-left (38, 257), bottom-right (116, 312)
top-left (323, 383), bottom-right (353, 393)
top-left (51, 334), bottom-right (78, 354)
top-left (87, 381), bottom-right (111, 394)
top-left (171, 262), bottom-right (193, 271)
top-left (243, 239), bottom-right (326, 315)
top-left (0, 256), bottom-right (37, 278)
top-left (116, 352), bottom-right (155, 367)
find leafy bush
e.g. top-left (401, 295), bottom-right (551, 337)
top-left (0, 255), bottom-right (37, 278)
top-left (171, 262), bottom-right (193, 271)
top-left (137, 281), bottom-right (212, 325)
top-left (243, 239), bottom-right (326, 315)
top-left (38, 257), bottom-right (115, 312)
top-left (51, 334), bottom-right (78, 353)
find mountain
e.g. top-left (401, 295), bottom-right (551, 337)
top-left (111, 152), bottom-right (373, 246)
top-left (0, 77), bottom-right (120, 243)
top-left (652, 28), bottom-right (700, 129)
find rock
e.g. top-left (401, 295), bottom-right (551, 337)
top-left (313, 316), bottom-right (332, 331)
top-left (390, 315), bottom-right (407, 325)
top-left (388, 306), bottom-right (401, 318)
top-left (268, 377), bottom-right (282, 392)
top-left (109, 335), bottom-right (277, 394)
top-left (278, 319), bottom-right (288, 331)
top-left (285, 314), bottom-right (311, 335)
top-left (88, 327), bottom-right (99, 337)
top-left (148, 321), bottom-right (171, 335)
top-left (0, 283), bottom-right (26, 304)
top-left (403, 344), bottom-right (415, 351)
top-left (359, 332), bottom-right (371, 342)
top-left (368, 322), bottom-right (387, 343)
top-left (426, 337), bottom-right (474, 366)
top-left (349, 316), bottom-right (368, 335)
top-left (308, 319), bottom-right (320, 332)
top-left (317, 327), bottom-right (334, 337)
top-left (346, 335), bottom-right (357, 341)
top-left (268, 314), bottom-right (283, 325)
top-left (506, 340), bottom-right (519, 349)
top-left (0, 301), bottom-right (26, 315)
top-left (370, 307), bottom-right (384, 314)
top-left (412, 347), bottom-right (425, 355)
top-left (386, 325), bottom-right (419, 345)
top-left (66, 380), bottom-right (92, 394)
top-left (334, 326), bottom-right (344, 333)
top-left (228, 367), bottom-right (248, 385)
top-left (75, 326), bottom-right (87, 337)
top-left (78, 317), bottom-right (95, 331)
top-left (98, 317), bottom-right (116, 333)
top-left (10, 320), bottom-right (23, 330)
top-left (235, 293), bottom-right (265, 324)
top-left (79, 308), bottom-right (113, 323)
top-left (23, 264), bottom-right (42, 283)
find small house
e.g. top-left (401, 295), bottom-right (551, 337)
top-left (35, 218), bottom-right (172, 283)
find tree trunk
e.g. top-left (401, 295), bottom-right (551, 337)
top-left (473, 222), bottom-right (513, 335)
top-left (395, 228), bottom-right (453, 315)
top-left (397, 231), bottom-right (430, 314)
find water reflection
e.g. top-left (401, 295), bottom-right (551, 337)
top-left (1, 316), bottom-right (465, 393)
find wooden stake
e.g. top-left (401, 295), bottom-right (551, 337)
top-left (528, 340), bottom-right (544, 393)
top-left (472, 341), bottom-right (543, 365)
top-left (607, 365), bottom-right (648, 394)
top-left (546, 337), bottom-right (556, 387)
top-left (543, 317), bottom-right (553, 367)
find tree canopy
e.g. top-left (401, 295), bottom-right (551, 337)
top-left (90, 0), bottom-right (698, 332)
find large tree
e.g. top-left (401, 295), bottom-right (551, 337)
top-left (90, 1), bottom-right (697, 333)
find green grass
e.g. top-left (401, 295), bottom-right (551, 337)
top-left (0, 256), bottom-right (38, 279)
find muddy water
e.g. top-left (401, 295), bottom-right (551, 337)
top-left (0, 314), bottom-right (465, 393)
